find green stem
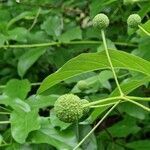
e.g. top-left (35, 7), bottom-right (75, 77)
top-left (84, 96), bottom-right (121, 107)
top-left (89, 102), bottom-right (117, 108)
top-left (73, 100), bottom-right (121, 150)
top-left (0, 41), bottom-right (136, 49)
top-left (138, 25), bottom-right (150, 36)
top-left (101, 30), bottom-right (123, 96)
top-left (0, 112), bottom-right (10, 115)
top-left (126, 96), bottom-right (150, 101)
top-left (0, 121), bottom-right (10, 124)
top-left (0, 106), bottom-right (11, 112)
top-left (122, 97), bottom-right (150, 112)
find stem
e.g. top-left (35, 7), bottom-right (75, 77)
top-left (73, 100), bottom-right (121, 150)
top-left (0, 106), bottom-right (11, 112)
top-left (126, 96), bottom-right (150, 101)
top-left (0, 121), bottom-right (10, 124)
top-left (89, 102), bottom-right (117, 108)
top-left (101, 30), bottom-right (123, 96)
top-left (0, 112), bottom-right (10, 115)
top-left (0, 41), bottom-right (136, 49)
top-left (138, 25), bottom-right (150, 36)
top-left (84, 96), bottom-right (121, 107)
top-left (122, 97), bottom-right (150, 112)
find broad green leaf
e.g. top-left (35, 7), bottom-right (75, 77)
top-left (28, 117), bottom-right (77, 149)
top-left (58, 27), bottom-right (82, 42)
top-left (41, 16), bottom-right (63, 38)
top-left (10, 109), bottom-right (41, 144)
top-left (27, 94), bottom-right (58, 109)
top-left (0, 95), bottom-right (31, 113)
top-left (4, 79), bottom-right (31, 100)
top-left (18, 48), bottom-right (47, 77)
top-left (126, 140), bottom-right (150, 150)
top-left (38, 50), bottom-right (150, 94)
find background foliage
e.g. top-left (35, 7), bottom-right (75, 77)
top-left (0, 0), bottom-right (150, 149)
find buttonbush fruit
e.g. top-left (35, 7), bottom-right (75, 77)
top-left (77, 80), bottom-right (88, 91)
top-left (54, 94), bottom-right (83, 123)
top-left (127, 14), bottom-right (141, 28)
top-left (93, 13), bottom-right (109, 29)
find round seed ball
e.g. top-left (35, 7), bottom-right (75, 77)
top-left (77, 80), bottom-right (88, 91)
top-left (127, 14), bottom-right (141, 28)
top-left (93, 13), bottom-right (109, 29)
top-left (54, 94), bottom-right (83, 123)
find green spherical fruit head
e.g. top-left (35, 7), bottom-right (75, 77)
top-left (93, 13), bottom-right (109, 29)
top-left (54, 94), bottom-right (83, 123)
top-left (81, 99), bottom-right (90, 116)
top-left (127, 14), bottom-right (141, 28)
top-left (77, 80), bottom-right (88, 91)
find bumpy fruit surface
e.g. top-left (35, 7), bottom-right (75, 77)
top-left (93, 13), bottom-right (109, 29)
top-left (77, 80), bottom-right (88, 91)
top-left (54, 94), bottom-right (83, 123)
top-left (80, 99), bottom-right (90, 116)
top-left (127, 14), bottom-right (141, 28)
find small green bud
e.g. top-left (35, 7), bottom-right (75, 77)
top-left (54, 94), bottom-right (83, 123)
top-left (77, 80), bottom-right (88, 91)
top-left (80, 99), bottom-right (90, 116)
top-left (93, 13), bottom-right (109, 29)
top-left (127, 14), bottom-right (141, 28)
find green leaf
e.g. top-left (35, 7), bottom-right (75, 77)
top-left (10, 109), bottom-right (41, 144)
top-left (138, 20), bottom-right (150, 37)
top-left (126, 140), bottom-right (150, 150)
top-left (18, 48), bottom-right (47, 77)
top-left (38, 50), bottom-right (150, 94)
top-left (0, 33), bottom-right (6, 46)
top-left (79, 125), bottom-right (97, 150)
top-left (50, 109), bottom-right (70, 131)
top-left (119, 102), bottom-right (148, 120)
top-left (111, 76), bottom-right (150, 96)
top-left (8, 27), bottom-right (29, 43)
top-left (58, 27), bottom-right (82, 42)
top-left (41, 16), bottom-right (63, 38)
top-left (100, 116), bottom-right (141, 137)
top-left (27, 94), bottom-right (58, 109)
top-left (28, 118), bottom-right (77, 149)
top-left (4, 79), bottom-right (31, 100)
